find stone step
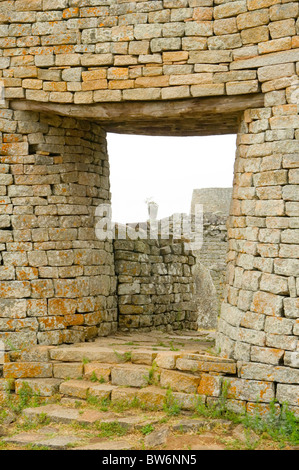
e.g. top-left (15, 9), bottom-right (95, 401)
top-left (22, 403), bottom-right (158, 430)
top-left (111, 364), bottom-right (154, 388)
top-left (160, 369), bottom-right (202, 394)
top-left (60, 379), bottom-right (118, 400)
top-left (49, 346), bottom-right (149, 365)
top-left (176, 357), bottom-right (237, 375)
top-left (3, 362), bottom-right (53, 379)
top-left (15, 378), bottom-right (63, 397)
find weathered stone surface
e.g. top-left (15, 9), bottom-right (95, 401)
top-left (3, 362), bottom-right (52, 379)
top-left (84, 363), bottom-right (111, 382)
top-left (59, 379), bottom-right (90, 399)
top-left (226, 378), bottom-right (275, 403)
top-left (176, 357), bottom-right (237, 374)
top-left (23, 404), bottom-right (108, 425)
top-left (160, 369), bottom-right (201, 394)
top-left (53, 363), bottom-right (83, 379)
top-left (74, 440), bottom-right (134, 451)
top-left (4, 432), bottom-right (84, 450)
top-left (144, 427), bottom-right (169, 448)
top-left (137, 386), bottom-right (167, 409)
top-left (15, 378), bottom-right (62, 397)
top-left (50, 347), bottom-right (130, 363)
top-left (111, 364), bottom-right (151, 388)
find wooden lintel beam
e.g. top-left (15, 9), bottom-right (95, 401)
top-left (11, 94), bottom-right (264, 123)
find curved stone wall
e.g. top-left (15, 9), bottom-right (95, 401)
top-left (0, 0), bottom-right (299, 410)
top-left (0, 0), bottom-right (298, 105)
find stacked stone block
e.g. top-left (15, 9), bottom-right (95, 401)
top-left (114, 224), bottom-right (198, 332)
top-left (0, 105), bottom-right (117, 350)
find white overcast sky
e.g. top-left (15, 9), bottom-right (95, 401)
top-left (107, 133), bottom-right (236, 223)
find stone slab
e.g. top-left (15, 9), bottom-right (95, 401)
top-left (15, 378), bottom-right (62, 397)
top-left (74, 440), bottom-right (134, 450)
top-left (23, 404), bottom-right (108, 425)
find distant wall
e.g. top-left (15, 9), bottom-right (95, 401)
top-left (191, 187), bottom-right (233, 216)
top-left (191, 188), bottom-right (232, 329)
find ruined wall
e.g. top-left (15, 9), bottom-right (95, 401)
top-left (114, 223), bottom-right (198, 332)
top-left (0, 106), bottom-right (117, 350)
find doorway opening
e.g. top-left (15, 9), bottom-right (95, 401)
top-left (107, 133), bottom-right (236, 332)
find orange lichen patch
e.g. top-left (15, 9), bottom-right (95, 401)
top-left (107, 67), bottom-right (129, 80)
top-left (0, 38), bottom-right (16, 48)
top-left (197, 374), bottom-right (222, 397)
top-left (291, 36), bottom-right (299, 48)
top-left (135, 75), bottom-right (169, 88)
top-left (82, 69), bottom-right (107, 81)
top-left (227, 378), bottom-right (274, 403)
top-left (3, 362), bottom-right (53, 379)
top-left (80, 7), bottom-right (109, 17)
top-left (162, 51), bottom-right (189, 62)
top-left (38, 316), bottom-right (66, 331)
top-left (27, 299), bottom-right (47, 316)
top-left (0, 143), bottom-right (28, 156)
top-left (109, 79), bottom-right (135, 89)
top-left (62, 7), bottom-right (79, 19)
top-left (48, 298), bottom-right (77, 316)
top-left (16, 267), bottom-right (38, 280)
top-left (193, 7), bottom-right (213, 21)
top-left (246, 402), bottom-right (280, 417)
top-left (43, 81), bottom-right (67, 92)
top-left (53, 45), bottom-right (75, 54)
top-left (82, 79), bottom-right (108, 91)
top-left (30, 46), bottom-right (54, 55)
top-left (83, 310), bottom-right (104, 326)
top-left (3, 135), bottom-right (23, 143)
top-left (64, 314), bottom-right (84, 326)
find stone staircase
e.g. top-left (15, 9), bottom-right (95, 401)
top-left (0, 331), bottom-right (237, 411)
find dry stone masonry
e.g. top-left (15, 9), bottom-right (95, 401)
top-left (0, 110), bottom-right (118, 349)
top-left (191, 188), bottom-right (232, 329)
top-left (0, 0), bottom-right (299, 414)
top-left (114, 223), bottom-right (197, 332)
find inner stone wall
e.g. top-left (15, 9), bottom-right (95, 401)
top-left (114, 224), bottom-right (197, 332)
top-left (0, 106), bottom-right (118, 351)
top-left (191, 188), bottom-right (232, 329)
top-left (193, 211), bottom-right (229, 329)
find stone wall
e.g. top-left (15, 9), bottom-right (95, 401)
top-left (0, 105), bottom-right (118, 350)
top-left (216, 104), bottom-right (299, 408)
top-left (1, 0), bottom-right (299, 408)
top-left (1, 0), bottom-right (299, 105)
top-left (191, 187), bottom-right (233, 215)
top-left (114, 223), bottom-right (198, 332)
top-left (193, 212), bottom-right (228, 329)
top-left (191, 188), bottom-right (232, 329)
